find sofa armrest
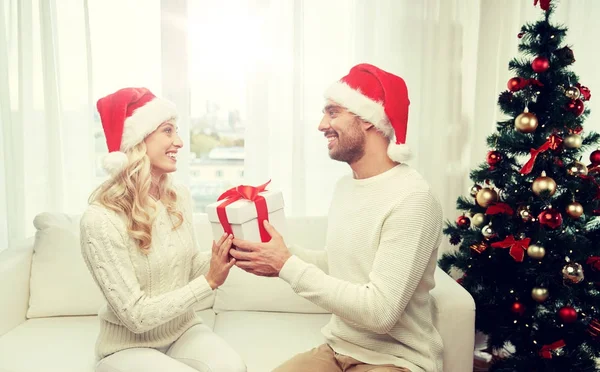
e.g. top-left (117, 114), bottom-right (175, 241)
top-left (432, 267), bottom-right (476, 372)
top-left (0, 237), bottom-right (34, 336)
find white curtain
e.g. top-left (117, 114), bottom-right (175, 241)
top-left (3, 0), bottom-right (600, 255)
top-left (1, 0), bottom-right (95, 249)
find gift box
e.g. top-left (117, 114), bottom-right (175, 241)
top-left (205, 181), bottom-right (286, 244)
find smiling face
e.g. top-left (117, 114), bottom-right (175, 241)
top-left (318, 100), bottom-right (366, 164)
top-left (143, 121), bottom-right (183, 176)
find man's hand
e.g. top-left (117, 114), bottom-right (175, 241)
top-left (231, 220), bottom-right (292, 277)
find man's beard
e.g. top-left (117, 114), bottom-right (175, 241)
top-left (328, 127), bottom-right (366, 164)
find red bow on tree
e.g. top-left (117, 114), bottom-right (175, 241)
top-left (520, 135), bottom-right (562, 174)
top-left (587, 257), bottom-right (600, 272)
top-left (491, 235), bottom-right (531, 262)
top-left (486, 203), bottom-right (514, 216)
top-left (539, 339), bottom-right (565, 359)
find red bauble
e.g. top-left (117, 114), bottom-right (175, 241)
top-left (566, 99), bottom-right (585, 117)
top-left (511, 301), bottom-right (526, 316)
top-left (487, 151), bottom-right (503, 167)
top-left (518, 32), bottom-right (524, 39)
top-left (590, 150), bottom-right (600, 166)
top-left (507, 77), bottom-right (524, 92)
top-left (531, 56), bottom-right (550, 73)
top-left (456, 215), bottom-right (471, 229)
top-left (558, 306), bottom-right (577, 323)
top-left (538, 209), bottom-right (563, 229)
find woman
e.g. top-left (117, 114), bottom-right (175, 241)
top-left (80, 87), bottom-right (246, 372)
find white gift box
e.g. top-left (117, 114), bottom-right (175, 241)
top-left (205, 189), bottom-right (286, 243)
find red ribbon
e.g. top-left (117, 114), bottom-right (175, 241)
top-left (216, 180), bottom-right (272, 242)
top-left (486, 203), bottom-right (514, 216)
top-left (539, 339), bottom-right (565, 359)
top-left (579, 174), bottom-right (600, 200)
top-left (534, 0), bottom-right (551, 11)
top-left (520, 135), bottom-right (562, 175)
top-left (587, 257), bottom-right (600, 272)
top-left (491, 235), bottom-right (531, 262)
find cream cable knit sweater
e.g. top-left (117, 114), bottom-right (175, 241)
top-left (80, 186), bottom-right (212, 360)
top-left (279, 164), bottom-right (444, 372)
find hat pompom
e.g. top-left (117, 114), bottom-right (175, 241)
top-left (387, 142), bottom-right (412, 162)
top-left (102, 151), bottom-right (129, 175)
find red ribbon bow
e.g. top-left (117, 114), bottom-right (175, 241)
top-left (216, 180), bottom-right (272, 242)
top-left (486, 203), bottom-right (514, 216)
top-left (520, 135), bottom-right (562, 175)
top-left (491, 235), bottom-right (531, 262)
top-left (539, 339), bottom-right (565, 359)
top-left (579, 174), bottom-right (600, 200)
top-left (587, 257), bottom-right (600, 272)
top-left (534, 0), bottom-right (551, 11)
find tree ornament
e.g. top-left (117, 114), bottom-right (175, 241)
top-left (531, 56), bottom-right (550, 73)
top-left (566, 161), bottom-right (588, 176)
top-left (553, 46), bottom-right (575, 66)
top-left (470, 241), bottom-right (488, 254)
top-left (527, 244), bottom-right (546, 259)
top-left (532, 172), bottom-right (557, 196)
top-left (511, 301), bottom-right (526, 316)
top-left (566, 99), bottom-right (585, 117)
top-left (588, 319), bottom-right (600, 338)
top-left (469, 184), bottom-right (482, 197)
top-left (539, 207), bottom-right (563, 229)
top-left (449, 233), bottom-right (461, 245)
top-left (472, 213), bottom-right (487, 228)
top-left (481, 224), bottom-right (497, 240)
top-left (576, 83), bottom-right (591, 101)
top-left (456, 215), bottom-right (471, 229)
top-left (486, 151), bottom-right (503, 167)
top-left (566, 201), bottom-right (584, 219)
top-left (562, 262), bottom-right (584, 284)
top-left (565, 86), bottom-right (581, 100)
top-left (476, 187), bottom-right (498, 207)
top-left (531, 287), bottom-right (549, 302)
top-left (590, 149), bottom-right (600, 166)
top-left (507, 77), bottom-right (524, 92)
top-left (517, 205), bottom-right (534, 222)
top-left (558, 306), bottom-right (577, 323)
top-left (514, 109), bottom-right (539, 133)
top-left (563, 133), bottom-right (583, 149)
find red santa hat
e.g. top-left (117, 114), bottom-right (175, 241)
top-left (96, 87), bottom-right (178, 175)
top-left (324, 63), bottom-right (412, 162)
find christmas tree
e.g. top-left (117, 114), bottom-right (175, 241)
top-left (439, 1), bottom-right (600, 371)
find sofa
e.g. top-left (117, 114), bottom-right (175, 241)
top-left (0, 212), bottom-right (475, 372)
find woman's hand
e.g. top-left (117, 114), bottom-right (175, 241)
top-left (205, 233), bottom-right (236, 289)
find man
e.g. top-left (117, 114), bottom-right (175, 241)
top-left (230, 63), bottom-right (444, 372)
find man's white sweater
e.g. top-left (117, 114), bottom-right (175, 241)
top-left (279, 163), bottom-right (444, 372)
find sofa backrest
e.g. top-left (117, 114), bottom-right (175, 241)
top-left (24, 212), bottom-right (330, 319)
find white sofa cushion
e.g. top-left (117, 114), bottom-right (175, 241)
top-left (0, 310), bottom-right (216, 372)
top-left (27, 213), bottom-right (105, 318)
top-left (28, 212), bottom-right (216, 319)
top-left (213, 311), bottom-right (331, 372)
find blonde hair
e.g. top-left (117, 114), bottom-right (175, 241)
top-left (89, 141), bottom-right (184, 253)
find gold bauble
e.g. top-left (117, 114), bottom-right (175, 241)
top-left (527, 244), bottom-right (546, 259)
top-left (566, 202), bottom-right (584, 219)
top-left (476, 187), bottom-right (498, 207)
top-left (562, 262), bottom-right (584, 284)
top-left (567, 161), bottom-right (588, 176)
top-left (514, 111), bottom-right (539, 133)
top-left (531, 287), bottom-right (549, 303)
top-left (532, 173), bottom-right (557, 196)
top-left (565, 86), bottom-right (581, 100)
top-left (472, 213), bottom-right (488, 228)
top-left (564, 133), bottom-right (583, 149)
